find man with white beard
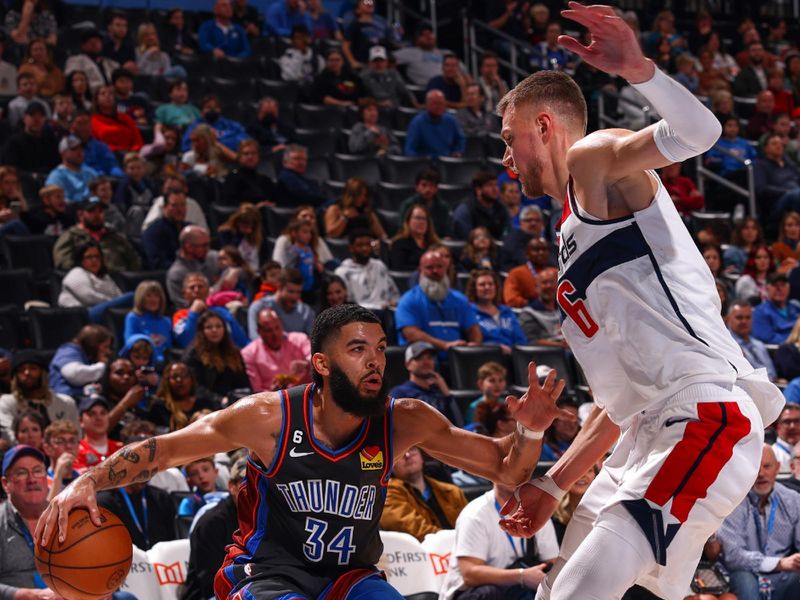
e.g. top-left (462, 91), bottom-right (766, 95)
top-left (395, 249), bottom-right (482, 360)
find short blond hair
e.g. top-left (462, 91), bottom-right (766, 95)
top-left (133, 280), bottom-right (166, 315)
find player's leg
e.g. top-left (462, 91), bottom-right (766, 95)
top-left (318, 569), bottom-right (404, 600)
top-left (549, 504), bottom-right (657, 600)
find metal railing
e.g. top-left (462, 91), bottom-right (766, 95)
top-left (694, 145), bottom-right (757, 219)
top-left (386, 0), bottom-right (436, 37)
top-left (466, 19), bottom-right (536, 86)
top-left (597, 88), bottom-right (659, 129)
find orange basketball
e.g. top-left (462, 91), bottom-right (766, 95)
top-left (35, 507), bottom-right (133, 600)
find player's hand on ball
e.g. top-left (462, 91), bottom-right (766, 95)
top-left (506, 361), bottom-right (573, 433)
top-left (498, 481), bottom-right (560, 538)
top-left (35, 475), bottom-right (101, 546)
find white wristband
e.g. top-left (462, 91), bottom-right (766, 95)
top-left (530, 474), bottom-right (568, 502)
top-left (516, 421), bottom-right (544, 440)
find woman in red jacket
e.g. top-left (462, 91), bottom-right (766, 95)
top-left (90, 84), bottom-right (143, 152)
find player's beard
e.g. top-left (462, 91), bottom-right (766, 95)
top-left (328, 364), bottom-right (388, 418)
top-left (519, 153), bottom-right (545, 198)
top-left (420, 275), bottom-right (450, 302)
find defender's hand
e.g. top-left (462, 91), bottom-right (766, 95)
top-left (506, 361), bottom-right (572, 433)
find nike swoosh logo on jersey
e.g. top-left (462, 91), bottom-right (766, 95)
top-left (289, 447), bottom-right (314, 458)
top-left (664, 416), bottom-right (697, 427)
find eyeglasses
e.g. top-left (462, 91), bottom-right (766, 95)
top-left (8, 466), bottom-right (47, 481)
top-left (779, 418), bottom-right (800, 426)
top-left (49, 437), bottom-right (79, 447)
top-left (169, 372), bottom-right (189, 381)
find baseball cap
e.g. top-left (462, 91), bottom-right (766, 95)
top-left (24, 100), bottom-right (47, 116)
top-left (2, 444), bottom-right (46, 477)
top-left (80, 196), bottom-right (106, 211)
top-left (78, 394), bottom-right (110, 414)
top-left (79, 28), bottom-right (103, 44)
top-left (59, 134), bottom-right (82, 153)
top-left (405, 341), bottom-right (435, 362)
top-left (11, 349), bottom-right (46, 375)
top-left (369, 46), bottom-right (387, 61)
top-left (769, 272), bottom-right (789, 284)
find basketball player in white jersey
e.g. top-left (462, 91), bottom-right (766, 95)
top-left (495, 4), bottom-right (785, 600)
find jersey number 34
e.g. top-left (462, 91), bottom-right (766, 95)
top-left (557, 280), bottom-right (599, 338)
top-left (304, 517), bottom-right (356, 565)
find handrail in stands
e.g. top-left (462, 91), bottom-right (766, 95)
top-left (694, 144), bottom-right (757, 219)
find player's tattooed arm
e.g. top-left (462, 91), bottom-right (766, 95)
top-left (74, 438), bottom-right (161, 492)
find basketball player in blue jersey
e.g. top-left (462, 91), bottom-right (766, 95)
top-left (494, 3), bottom-right (786, 600)
top-left (36, 304), bottom-right (574, 600)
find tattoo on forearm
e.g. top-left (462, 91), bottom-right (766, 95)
top-left (133, 468), bottom-right (159, 483)
top-left (146, 438), bottom-right (157, 462)
top-left (120, 447), bottom-right (140, 463)
top-left (107, 461), bottom-right (128, 484)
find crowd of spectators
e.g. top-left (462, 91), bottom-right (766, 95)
top-left (2, 2), bottom-right (800, 600)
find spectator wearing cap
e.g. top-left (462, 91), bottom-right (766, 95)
top-left (20, 184), bottom-right (74, 236)
top-left (57, 238), bottom-right (135, 323)
top-left (142, 189), bottom-right (190, 270)
top-left (65, 28), bottom-right (121, 93)
top-left (103, 11), bottom-right (137, 73)
top-left (53, 194), bottom-right (141, 272)
top-left (45, 134), bottom-right (99, 203)
top-left (182, 456), bottom-right (246, 599)
top-left (70, 108), bottom-right (124, 177)
top-left (341, 0), bottom-right (396, 71)
top-left (199, 0), bottom-right (251, 59)
top-left (73, 394), bottom-right (123, 470)
top-left (0, 32), bottom-right (18, 95)
top-left (264, 0), bottom-right (313, 38)
top-left (7, 71), bottom-right (51, 128)
top-left (165, 226), bottom-right (220, 307)
top-left (2, 99), bottom-right (60, 172)
top-left (241, 307), bottom-right (311, 392)
top-left (42, 420), bottom-right (81, 499)
top-left (0, 445), bottom-right (52, 597)
top-left (279, 24), bottom-right (323, 84)
top-left (0, 350), bottom-right (79, 446)
top-left (453, 171), bottom-right (508, 240)
top-left (389, 341), bottom-right (463, 426)
top-left (404, 89), bottom-right (466, 158)
top-left (181, 94), bottom-right (249, 153)
top-left (360, 45), bottom-right (417, 109)
top-left (752, 273), bottom-right (800, 344)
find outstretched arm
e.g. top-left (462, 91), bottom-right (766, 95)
top-left (499, 403), bottom-right (619, 537)
top-left (393, 363), bottom-right (574, 487)
top-left (561, 3), bottom-right (720, 198)
top-left (36, 392), bottom-right (283, 545)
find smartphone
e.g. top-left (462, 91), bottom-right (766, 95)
top-left (9, 201), bottom-right (20, 217)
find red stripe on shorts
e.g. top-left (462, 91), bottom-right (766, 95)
top-left (644, 401), bottom-right (751, 522)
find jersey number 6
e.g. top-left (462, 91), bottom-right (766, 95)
top-left (557, 280), bottom-right (599, 338)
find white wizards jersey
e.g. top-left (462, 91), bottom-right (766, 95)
top-left (557, 172), bottom-right (782, 426)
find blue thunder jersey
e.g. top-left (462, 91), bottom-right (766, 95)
top-left (218, 384), bottom-right (395, 585)
top-left (556, 172), bottom-right (783, 426)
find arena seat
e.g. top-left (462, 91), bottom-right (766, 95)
top-left (215, 56), bottom-right (260, 80)
top-left (324, 236), bottom-right (350, 261)
top-left (0, 268), bottom-right (34, 308)
top-left (28, 306), bottom-right (89, 350)
top-left (384, 346), bottom-right (409, 391)
top-left (463, 135), bottom-right (486, 159)
top-left (448, 345), bottom-right (507, 391)
top-left (112, 270), bottom-right (168, 293)
top-left (376, 181), bottom-right (414, 210)
top-left (437, 157), bottom-right (484, 186)
top-left (294, 128), bottom-right (338, 158)
top-left (393, 106), bottom-right (420, 130)
top-left (146, 538), bottom-right (191, 600)
top-left (262, 205), bottom-right (296, 238)
top-left (103, 307), bottom-right (130, 351)
top-left (450, 389), bottom-right (479, 421)
top-left (382, 155), bottom-right (432, 185)
top-left (1, 234), bottom-right (55, 274)
top-left (437, 183), bottom-right (470, 209)
top-left (441, 239), bottom-right (466, 264)
top-left (376, 209), bottom-right (400, 237)
top-left (330, 153), bottom-right (381, 186)
top-left (257, 78), bottom-right (299, 112)
top-left (388, 270), bottom-right (415, 294)
top-left (0, 306), bottom-right (25, 350)
top-left (305, 156), bottom-right (331, 184)
top-left (511, 345), bottom-right (575, 391)
top-left (486, 132), bottom-right (507, 160)
top-left (296, 103), bottom-right (346, 129)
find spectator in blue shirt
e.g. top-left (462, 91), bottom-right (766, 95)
top-left (264, 0), bottom-right (313, 38)
top-left (706, 117), bottom-right (757, 178)
top-left (71, 110), bottom-right (124, 177)
top-left (752, 273), bottom-right (800, 344)
top-left (182, 95), bottom-right (249, 153)
top-left (276, 144), bottom-right (330, 207)
top-left (388, 341), bottom-right (463, 426)
top-left (198, 0), bottom-right (251, 59)
top-left (465, 269), bottom-right (527, 352)
top-left (45, 135), bottom-right (99, 204)
top-left (395, 249), bottom-right (482, 360)
top-left (404, 89), bottom-right (465, 158)
top-left (726, 300), bottom-right (777, 381)
top-left (426, 54), bottom-right (469, 109)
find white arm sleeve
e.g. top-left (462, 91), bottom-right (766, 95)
top-left (60, 361), bottom-right (106, 386)
top-left (630, 67), bottom-right (721, 162)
